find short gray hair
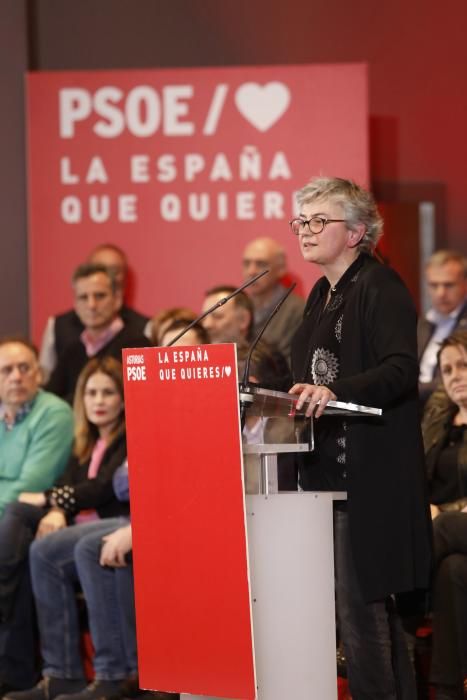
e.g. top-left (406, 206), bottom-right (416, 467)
top-left (296, 176), bottom-right (383, 254)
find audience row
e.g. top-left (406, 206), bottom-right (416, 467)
top-left (0, 240), bottom-right (465, 700)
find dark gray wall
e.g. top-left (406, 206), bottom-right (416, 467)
top-left (0, 0), bottom-right (29, 335)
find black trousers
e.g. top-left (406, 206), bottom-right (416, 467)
top-left (334, 508), bottom-right (417, 700)
top-left (0, 502), bottom-right (45, 688)
top-left (430, 511), bottom-right (467, 687)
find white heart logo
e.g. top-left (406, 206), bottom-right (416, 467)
top-left (225, 366), bottom-right (232, 377)
top-left (235, 82), bottom-right (291, 132)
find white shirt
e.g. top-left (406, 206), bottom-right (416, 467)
top-left (419, 304), bottom-right (464, 383)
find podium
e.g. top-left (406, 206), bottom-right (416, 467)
top-left (122, 345), bottom-right (381, 700)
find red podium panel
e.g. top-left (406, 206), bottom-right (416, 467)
top-left (123, 344), bottom-right (256, 699)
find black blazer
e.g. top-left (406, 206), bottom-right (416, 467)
top-left (422, 390), bottom-right (467, 496)
top-left (292, 254), bottom-right (432, 602)
top-left (54, 305), bottom-right (149, 359)
top-left (46, 325), bottom-right (148, 403)
top-left (53, 431), bottom-right (129, 520)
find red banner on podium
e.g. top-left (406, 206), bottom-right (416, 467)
top-left (123, 344), bottom-right (256, 699)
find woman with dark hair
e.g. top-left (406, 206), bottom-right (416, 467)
top-left (150, 307), bottom-right (197, 346)
top-left (1, 357), bottom-right (129, 700)
top-left (422, 330), bottom-right (467, 700)
top-left (159, 318), bottom-right (209, 347)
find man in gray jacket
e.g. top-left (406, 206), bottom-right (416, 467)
top-left (242, 237), bottom-right (304, 365)
top-left (418, 249), bottom-right (467, 403)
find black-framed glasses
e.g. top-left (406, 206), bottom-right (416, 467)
top-left (289, 216), bottom-right (347, 236)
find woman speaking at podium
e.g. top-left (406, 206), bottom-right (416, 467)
top-left (288, 177), bottom-right (431, 700)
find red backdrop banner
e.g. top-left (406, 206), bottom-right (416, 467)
top-left (26, 64), bottom-right (368, 341)
top-left (123, 343), bottom-right (256, 698)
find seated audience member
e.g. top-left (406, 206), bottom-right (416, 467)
top-left (0, 338), bottom-right (73, 692)
top-left (74, 523), bottom-right (136, 699)
top-left (159, 319), bottom-right (209, 347)
top-left (236, 338), bottom-right (290, 392)
top-left (418, 250), bottom-right (467, 404)
top-left (201, 285), bottom-right (290, 390)
top-left (88, 244), bottom-right (150, 337)
top-left (39, 244), bottom-right (150, 379)
top-left (151, 307), bottom-right (197, 346)
top-left (242, 237), bottom-right (305, 364)
top-left (0, 357), bottom-right (129, 697)
top-left (201, 286), bottom-right (254, 344)
top-left (236, 343), bottom-right (297, 491)
top-left (46, 263), bottom-right (147, 403)
top-left (0, 338), bottom-right (73, 517)
top-left (422, 330), bottom-right (467, 700)
top-left (70, 463), bottom-right (179, 700)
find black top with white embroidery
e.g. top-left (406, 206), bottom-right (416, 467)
top-left (291, 254), bottom-right (365, 491)
top-left (46, 431), bottom-right (129, 521)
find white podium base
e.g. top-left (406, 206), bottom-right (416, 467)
top-left (182, 492), bottom-right (344, 700)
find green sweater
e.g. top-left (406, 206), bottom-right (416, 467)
top-left (0, 389), bottom-right (74, 515)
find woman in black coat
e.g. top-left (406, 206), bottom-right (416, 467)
top-left (289, 176), bottom-right (431, 700)
top-left (422, 330), bottom-right (467, 700)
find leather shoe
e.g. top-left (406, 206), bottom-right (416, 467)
top-left (4, 678), bottom-right (87, 700)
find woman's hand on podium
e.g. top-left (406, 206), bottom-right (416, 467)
top-left (289, 383), bottom-right (336, 418)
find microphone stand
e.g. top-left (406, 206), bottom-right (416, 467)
top-left (239, 283), bottom-right (296, 429)
top-left (165, 269), bottom-right (269, 347)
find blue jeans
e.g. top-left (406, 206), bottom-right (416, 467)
top-left (74, 522), bottom-right (137, 680)
top-left (30, 518), bottom-right (129, 680)
top-left (334, 508), bottom-right (417, 700)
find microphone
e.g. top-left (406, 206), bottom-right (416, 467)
top-left (165, 269), bottom-right (269, 347)
top-left (239, 282), bottom-right (296, 427)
